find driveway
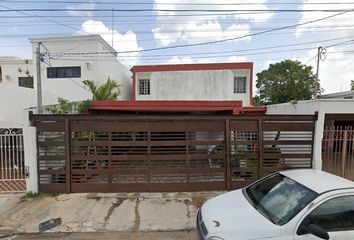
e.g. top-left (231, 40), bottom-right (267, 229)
top-left (3, 231), bottom-right (198, 240)
top-left (0, 192), bottom-right (221, 235)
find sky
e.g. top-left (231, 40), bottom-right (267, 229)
top-left (1, 0), bottom-right (354, 95)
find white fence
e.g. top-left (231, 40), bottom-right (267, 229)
top-left (0, 128), bottom-right (27, 192)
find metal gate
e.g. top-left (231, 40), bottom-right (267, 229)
top-left (322, 126), bottom-right (354, 181)
top-left (0, 128), bottom-right (26, 192)
top-left (32, 114), bottom-right (316, 193)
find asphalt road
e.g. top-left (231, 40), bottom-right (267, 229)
top-left (5, 231), bottom-right (199, 240)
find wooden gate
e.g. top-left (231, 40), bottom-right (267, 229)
top-left (31, 114), bottom-right (316, 193)
top-left (322, 126), bottom-right (354, 181)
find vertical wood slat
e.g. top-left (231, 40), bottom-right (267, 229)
top-left (186, 130), bottom-right (190, 190)
top-left (147, 130), bottom-right (151, 192)
top-left (108, 131), bottom-right (112, 191)
top-left (257, 119), bottom-right (263, 179)
top-left (65, 119), bottom-right (71, 193)
top-left (225, 119), bottom-right (231, 191)
top-left (341, 129), bottom-right (348, 178)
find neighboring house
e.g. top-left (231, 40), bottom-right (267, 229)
top-left (267, 99), bottom-right (354, 180)
top-left (0, 57), bottom-right (33, 88)
top-left (30, 35), bottom-right (132, 103)
top-left (318, 90), bottom-right (354, 100)
top-left (0, 34), bottom-right (132, 122)
top-left (132, 62), bottom-right (253, 106)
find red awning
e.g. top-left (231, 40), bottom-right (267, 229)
top-left (89, 101), bottom-right (266, 115)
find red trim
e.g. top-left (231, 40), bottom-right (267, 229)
top-left (133, 62), bottom-right (253, 73)
top-left (132, 73), bottom-right (136, 100)
top-left (250, 64), bottom-right (253, 106)
top-left (89, 100), bottom-right (266, 115)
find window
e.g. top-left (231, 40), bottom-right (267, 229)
top-left (47, 66), bottom-right (81, 78)
top-left (344, 96), bottom-right (353, 99)
top-left (139, 79), bottom-right (150, 95)
top-left (245, 173), bottom-right (318, 225)
top-left (305, 196), bottom-right (354, 232)
top-left (18, 76), bottom-right (34, 88)
top-left (0, 66), bottom-right (2, 83)
top-left (234, 76), bottom-right (247, 93)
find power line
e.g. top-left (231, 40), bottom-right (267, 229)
top-left (47, 36), bottom-right (354, 57)
top-left (0, 3), bottom-right (87, 32)
top-left (1, 8), bottom-right (354, 13)
top-left (117, 10), bottom-right (350, 53)
top-left (2, 0), bottom-right (354, 5)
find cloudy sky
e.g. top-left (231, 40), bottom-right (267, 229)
top-left (1, 0), bottom-right (354, 94)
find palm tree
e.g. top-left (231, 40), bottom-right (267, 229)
top-left (83, 77), bottom-right (121, 101)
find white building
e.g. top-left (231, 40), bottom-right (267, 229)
top-left (318, 90), bottom-right (354, 100)
top-left (0, 57), bottom-right (33, 88)
top-left (132, 63), bottom-right (253, 106)
top-left (267, 100), bottom-right (354, 171)
top-left (0, 34), bottom-right (132, 123)
top-left (30, 35), bottom-right (132, 103)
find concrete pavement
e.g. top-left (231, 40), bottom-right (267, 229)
top-left (3, 231), bottom-right (198, 240)
top-left (0, 192), bottom-right (222, 235)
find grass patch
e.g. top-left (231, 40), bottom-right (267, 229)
top-left (20, 192), bottom-right (60, 202)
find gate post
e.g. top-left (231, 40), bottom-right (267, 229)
top-left (64, 119), bottom-right (71, 193)
top-left (257, 119), bottom-right (263, 179)
top-left (341, 128), bottom-right (348, 178)
top-left (225, 119), bottom-right (231, 191)
top-left (23, 126), bottom-right (38, 193)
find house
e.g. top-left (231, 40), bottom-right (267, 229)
top-left (132, 62), bottom-right (253, 106)
top-left (318, 90), bottom-right (354, 100)
top-left (267, 99), bottom-right (354, 181)
top-left (0, 35), bottom-right (132, 122)
top-left (29, 35), bottom-right (132, 103)
top-left (0, 57), bottom-right (33, 88)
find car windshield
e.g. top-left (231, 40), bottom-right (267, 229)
top-left (245, 173), bottom-right (318, 225)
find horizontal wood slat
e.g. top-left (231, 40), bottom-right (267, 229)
top-left (34, 114), bottom-right (316, 193)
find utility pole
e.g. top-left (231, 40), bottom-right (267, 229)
top-left (112, 8), bottom-right (114, 49)
top-left (36, 42), bottom-right (43, 114)
top-left (315, 46), bottom-right (321, 100)
top-left (315, 46), bottom-right (326, 100)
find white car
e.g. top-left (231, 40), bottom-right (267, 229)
top-left (197, 169), bottom-right (354, 240)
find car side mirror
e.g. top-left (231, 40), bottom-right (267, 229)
top-left (298, 223), bottom-right (329, 240)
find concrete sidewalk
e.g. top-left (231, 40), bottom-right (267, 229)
top-left (0, 192), bottom-right (221, 235)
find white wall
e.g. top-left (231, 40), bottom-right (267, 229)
top-left (0, 57), bottom-right (33, 86)
top-left (267, 100), bottom-right (354, 170)
top-left (0, 85), bottom-right (57, 122)
top-left (135, 69), bottom-right (251, 105)
top-left (30, 35), bottom-right (132, 105)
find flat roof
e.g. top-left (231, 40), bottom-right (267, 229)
top-left (132, 62), bottom-right (253, 73)
top-left (29, 34), bottom-right (117, 55)
top-left (89, 101), bottom-right (266, 116)
top-left (281, 169), bottom-right (354, 194)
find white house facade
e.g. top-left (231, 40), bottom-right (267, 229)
top-left (132, 63), bottom-right (253, 106)
top-left (30, 35), bottom-right (132, 104)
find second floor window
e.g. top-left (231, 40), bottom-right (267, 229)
top-left (139, 79), bottom-right (150, 95)
top-left (234, 76), bottom-right (247, 93)
top-left (18, 76), bottom-right (34, 88)
top-left (47, 66), bottom-right (81, 78)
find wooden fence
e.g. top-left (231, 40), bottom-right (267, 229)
top-left (322, 126), bottom-right (354, 181)
top-left (30, 114), bottom-right (316, 193)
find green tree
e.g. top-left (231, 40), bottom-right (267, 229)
top-left (253, 60), bottom-right (320, 105)
top-left (83, 77), bottom-right (121, 101)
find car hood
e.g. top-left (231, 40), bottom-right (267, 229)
top-left (201, 189), bottom-right (281, 240)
